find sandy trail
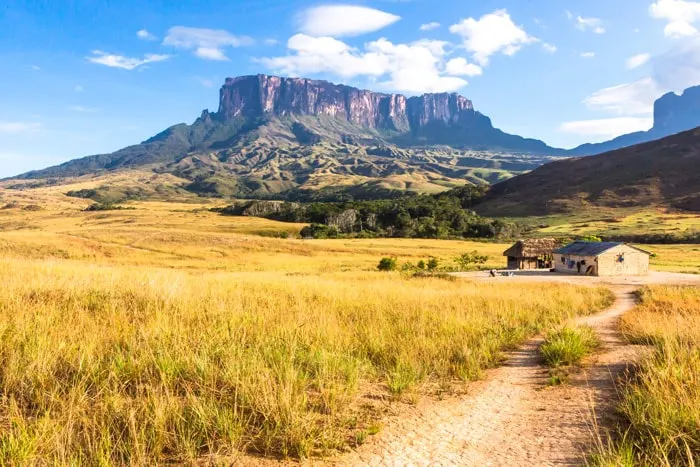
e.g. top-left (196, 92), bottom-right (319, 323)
top-left (336, 287), bottom-right (642, 466)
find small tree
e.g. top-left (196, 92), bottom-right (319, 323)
top-left (455, 250), bottom-right (489, 271)
top-left (377, 257), bottom-right (398, 271)
top-left (579, 235), bottom-right (602, 242)
top-left (427, 257), bottom-right (439, 272)
top-left (417, 260), bottom-right (426, 270)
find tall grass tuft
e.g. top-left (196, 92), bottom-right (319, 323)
top-left (592, 286), bottom-right (700, 466)
top-left (541, 326), bottom-right (599, 368)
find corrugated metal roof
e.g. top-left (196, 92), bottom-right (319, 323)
top-left (554, 241), bottom-right (624, 256)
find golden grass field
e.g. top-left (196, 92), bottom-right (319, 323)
top-left (0, 183), bottom-right (697, 463)
top-left (594, 286), bottom-right (700, 466)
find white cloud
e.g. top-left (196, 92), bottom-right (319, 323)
top-left (75, 85), bottom-right (84, 92)
top-left (649, 0), bottom-right (700, 37)
top-left (86, 50), bottom-right (171, 70)
top-left (195, 77), bottom-right (215, 88)
top-left (0, 122), bottom-right (42, 133)
top-left (542, 42), bottom-right (557, 54)
top-left (626, 53), bottom-right (651, 69)
top-left (264, 38), bottom-right (279, 46)
top-left (576, 16), bottom-right (606, 34)
top-left (68, 105), bottom-right (97, 113)
top-left (137, 29), bottom-right (157, 41)
top-left (449, 9), bottom-right (537, 65)
top-left (297, 5), bottom-right (400, 37)
top-left (31, 65), bottom-right (41, 71)
top-left (163, 26), bottom-right (253, 61)
top-left (258, 34), bottom-right (470, 93)
top-left (445, 57), bottom-right (483, 76)
top-left (581, 52), bottom-right (596, 58)
top-left (652, 37), bottom-right (700, 90)
top-left (565, 10), bottom-right (574, 20)
top-left (420, 22), bottom-right (441, 31)
top-left (583, 77), bottom-right (661, 115)
top-left (559, 117), bottom-right (653, 138)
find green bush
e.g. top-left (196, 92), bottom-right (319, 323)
top-left (377, 257), bottom-right (398, 272)
top-left (455, 251), bottom-right (489, 271)
top-left (427, 257), bottom-right (439, 271)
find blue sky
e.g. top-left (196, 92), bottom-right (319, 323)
top-left (2, 0), bottom-right (700, 177)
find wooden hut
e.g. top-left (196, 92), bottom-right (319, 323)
top-left (554, 241), bottom-right (651, 276)
top-left (503, 238), bottom-right (558, 270)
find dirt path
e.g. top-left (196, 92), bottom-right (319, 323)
top-left (337, 287), bottom-right (643, 466)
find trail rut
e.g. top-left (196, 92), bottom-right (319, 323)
top-left (337, 287), bottom-right (642, 466)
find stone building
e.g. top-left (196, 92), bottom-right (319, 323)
top-left (553, 241), bottom-right (651, 276)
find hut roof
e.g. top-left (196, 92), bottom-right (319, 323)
top-left (554, 241), bottom-right (652, 256)
top-left (503, 238), bottom-right (559, 257)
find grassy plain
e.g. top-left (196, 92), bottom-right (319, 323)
top-left (0, 188), bottom-right (625, 463)
top-left (594, 286), bottom-right (700, 466)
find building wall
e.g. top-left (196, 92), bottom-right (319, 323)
top-left (507, 257), bottom-right (539, 270)
top-left (596, 245), bottom-right (649, 276)
top-left (553, 254), bottom-right (598, 275)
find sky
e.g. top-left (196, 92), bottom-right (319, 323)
top-left (2, 0), bottom-right (700, 177)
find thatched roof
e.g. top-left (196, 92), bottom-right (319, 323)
top-left (503, 238), bottom-right (559, 257)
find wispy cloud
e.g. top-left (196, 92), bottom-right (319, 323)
top-left (580, 52), bottom-right (596, 58)
top-left (419, 22), bottom-right (441, 31)
top-left (583, 77), bottom-right (661, 115)
top-left (559, 117), bottom-right (652, 138)
top-left (137, 29), bottom-right (158, 41)
top-left (576, 16), bottom-right (606, 34)
top-left (0, 122), bottom-right (42, 133)
top-left (195, 77), bottom-right (215, 88)
top-left (264, 38), bottom-right (279, 46)
top-left (626, 53), bottom-right (651, 69)
top-left (86, 50), bottom-right (172, 70)
top-left (68, 105), bottom-right (97, 113)
top-left (542, 43), bottom-right (557, 54)
top-left (75, 85), bottom-right (84, 92)
top-left (163, 26), bottom-right (254, 61)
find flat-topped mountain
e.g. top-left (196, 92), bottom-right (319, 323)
top-left (10, 75), bottom-right (565, 200)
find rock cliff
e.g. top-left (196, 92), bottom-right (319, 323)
top-left (216, 74), bottom-right (486, 135)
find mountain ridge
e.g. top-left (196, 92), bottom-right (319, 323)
top-left (569, 85), bottom-right (700, 156)
top-left (478, 126), bottom-right (700, 215)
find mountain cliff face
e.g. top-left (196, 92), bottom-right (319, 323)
top-left (216, 74), bottom-right (495, 136)
top-left (569, 85), bottom-right (700, 156)
top-left (11, 75), bottom-right (564, 198)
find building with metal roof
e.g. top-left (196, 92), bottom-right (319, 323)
top-left (553, 241), bottom-right (651, 276)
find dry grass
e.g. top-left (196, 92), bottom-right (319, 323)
top-left (0, 259), bottom-right (613, 463)
top-left (592, 286), bottom-right (700, 466)
top-left (0, 191), bottom-right (621, 463)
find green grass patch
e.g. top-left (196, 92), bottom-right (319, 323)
top-left (541, 326), bottom-right (599, 368)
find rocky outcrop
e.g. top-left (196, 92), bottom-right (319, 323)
top-left (569, 84), bottom-right (700, 156)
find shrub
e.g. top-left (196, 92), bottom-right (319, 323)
top-left (455, 250), bottom-right (489, 271)
top-left (540, 326), bottom-right (599, 367)
top-left (300, 224), bottom-right (339, 239)
top-left (377, 257), bottom-right (398, 271)
top-left (427, 257), bottom-right (439, 271)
